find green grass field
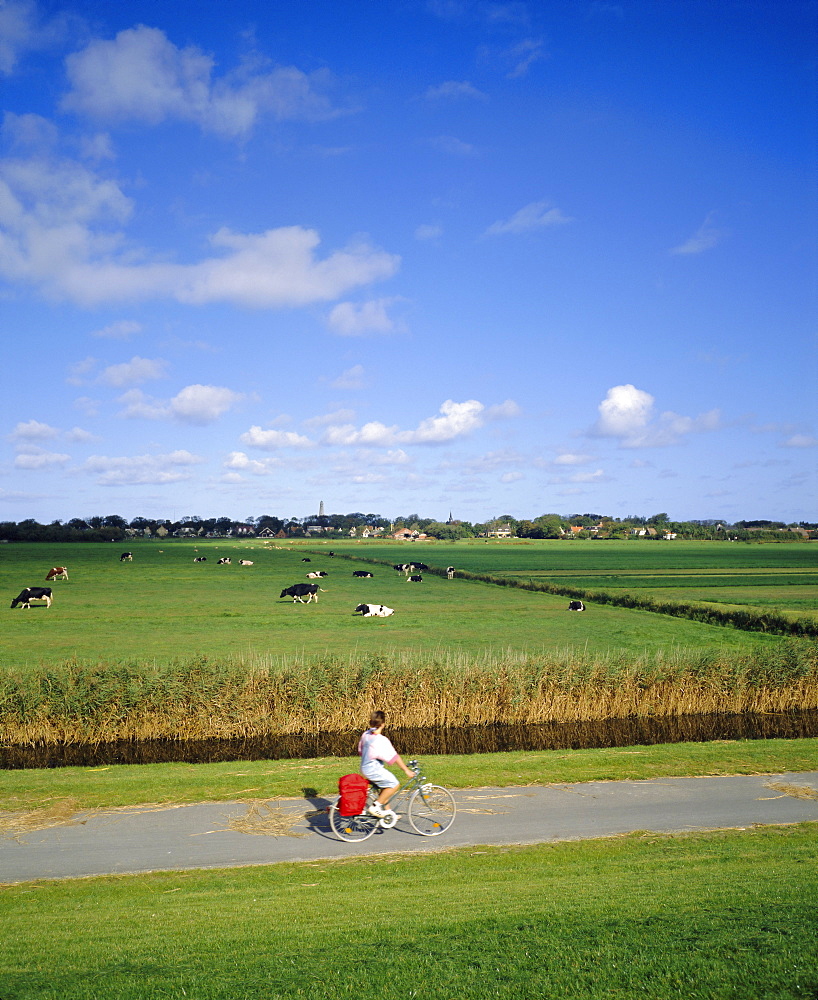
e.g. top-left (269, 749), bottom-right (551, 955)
top-left (1, 826), bottom-right (816, 999)
top-left (2, 540), bottom-right (813, 669)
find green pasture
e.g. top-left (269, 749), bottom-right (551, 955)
top-left (0, 541), bottom-right (802, 669)
top-left (2, 826), bottom-right (816, 999)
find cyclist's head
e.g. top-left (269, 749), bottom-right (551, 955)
top-left (369, 710), bottom-right (386, 729)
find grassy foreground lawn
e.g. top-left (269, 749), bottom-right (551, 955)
top-left (3, 739), bottom-right (817, 813)
top-left (1, 826), bottom-right (816, 999)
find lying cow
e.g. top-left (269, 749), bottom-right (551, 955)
top-left (46, 566), bottom-right (68, 581)
top-left (407, 575), bottom-right (423, 583)
top-left (354, 603), bottom-right (394, 617)
top-left (280, 583), bottom-right (325, 603)
top-left (120, 552), bottom-right (132, 562)
top-left (352, 570), bottom-right (374, 578)
top-left (217, 557), bottom-right (231, 565)
top-left (238, 559), bottom-right (254, 566)
top-left (194, 556), bottom-right (207, 562)
top-left (306, 570), bottom-right (327, 579)
top-left (568, 600), bottom-right (586, 612)
top-left (11, 587), bottom-right (53, 609)
top-left (301, 558), bottom-right (311, 562)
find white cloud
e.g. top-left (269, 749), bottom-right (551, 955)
top-left (324, 399), bottom-right (489, 447)
top-left (504, 38), bottom-right (546, 78)
top-left (61, 25), bottom-right (345, 139)
top-left (428, 135), bottom-right (476, 156)
top-left (595, 384), bottom-right (655, 438)
top-left (117, 384), bottom-right (243, 424)
top-left (485, 200), bottom-right (572, 235)
top-left (0, 150), bottom-right (400, 307)
top-left (327, 297), bottom-right (403, 336)
top-left (304, 409), bottom-right (356, 428)
top-left (98, 356), bottom-right (169, 387)
top-left (169, 384), bottom-right (243, 425)
top-left (82, 449), bottom-right (203, 486)
top-left (240, 426), bottom-right (316, 449)
top-left (554, 452), bottom-right (592, 465)
top-left (486, 399), bottom-right (521, 419)
top-left (9, 419), bottom-right (60, 441)
top-left (592, 384), bottom-right (720, 447)
top-left (569, 468), bottom-right (606, 483)
top-left (670, 212), bottom-right (724, 255)
top-left (13, 446), bottom-right (70, 469)
top-left (91, 319), bottom-right (142, 340)
top-left (0, 0), bottom-right (62, 75)
top-left (782, 434), bottom-right (818, 448)
top-left (424, 80), bottom-right (486, 101)
top-left (330, 365), bottom-right (366, 390)
top-left (223, 451), bottom-right (280, 475)
top-left (415, 223), bottom-right (443, 241)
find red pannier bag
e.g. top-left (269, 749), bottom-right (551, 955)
top-left (338, 773), bottom-right (370, 816)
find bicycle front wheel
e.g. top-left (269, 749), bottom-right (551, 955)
top-left (328, 803), bottom-right (379, 842)
top-left (408, 785), bottom-right (456, 836)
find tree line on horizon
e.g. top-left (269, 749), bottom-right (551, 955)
top-left (0, 511), bottom-right (815, 543)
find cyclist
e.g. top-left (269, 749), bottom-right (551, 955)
top-left (358, 710), bottom-right (415, 819)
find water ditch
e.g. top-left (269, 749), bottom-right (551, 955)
top-left (1, 709), bottom-right (816, 769)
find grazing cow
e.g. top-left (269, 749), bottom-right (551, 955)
top-left (407, 575), bottom-right (423, 583)
top-left (354, 603), bottom-right (394, 617)
top-left (45, 566), bottom-right (68, 581)
top-left (238, 559), bottom-right (254, 566)
top-left (11, 587), bottom-right (52, 609)
top-left (280, 583), bottom-right (324, 603)
top-left (120, 552), bottom-right (133, 562)
top-left (217, 557), bottom-right (231, 565)
top-left (568, 600), bottom-right (586, 612)
top-left (194, 556), bottom-right (207, 562)
top-left (446, 566), bottom-right (455, 579)
top-left (410, 562), bottom-right (429, 572)
top-left (352, 570), bottom-right (374, 578)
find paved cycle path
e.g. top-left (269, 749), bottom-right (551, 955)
top-left (2, 772), bottom-right (817, 883)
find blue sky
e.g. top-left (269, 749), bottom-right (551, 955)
top-left (1, 0), bottom-right (815, 525)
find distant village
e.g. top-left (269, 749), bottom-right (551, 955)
top-left (1, 508), bottom-right (815, 544)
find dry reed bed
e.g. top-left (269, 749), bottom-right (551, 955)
top-left (2, 643), bottom-right (817, 746)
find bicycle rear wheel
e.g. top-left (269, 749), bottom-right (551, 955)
top-left (408, 785), bottom-right (456, 836)
top-left (328, 803), bottom-right (379, 842)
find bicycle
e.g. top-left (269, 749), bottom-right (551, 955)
top-left (328, 760), bottom-right (456, 842)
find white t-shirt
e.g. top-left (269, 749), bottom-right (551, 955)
top-left (358, 729), bottom-right (398, 768)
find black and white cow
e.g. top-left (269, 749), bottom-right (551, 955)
top-left (217, 557), bottom-right (231, 565)
top-left (120, 552), bottom-right (133, 562)
top-left (567, 600), bottom-right (586, 612)
top-left (301, 558), bottom-right (311, 562)
top-left (354, 603), bottom-right (394, 617)
top-left (11, 587), bottom-right (53, 609)
top-left (410, 562), bottom-right (429, 573)
top-left (446, 566), bottom-right (455, 579)
top-left (280, 583), bottom-right (324, 603)
top-left (238, 559), bottom-right (254, 566)
top-left (407, 575), bottom-right (423, 583)
top-left (352, 570), bottom-right (374, 578)
top-left (393, 563), bottom-right (410, 573)
top-left (194, 556), bottom-right (207, 562)
top-left (306, 570), bottom-right (327, 579)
